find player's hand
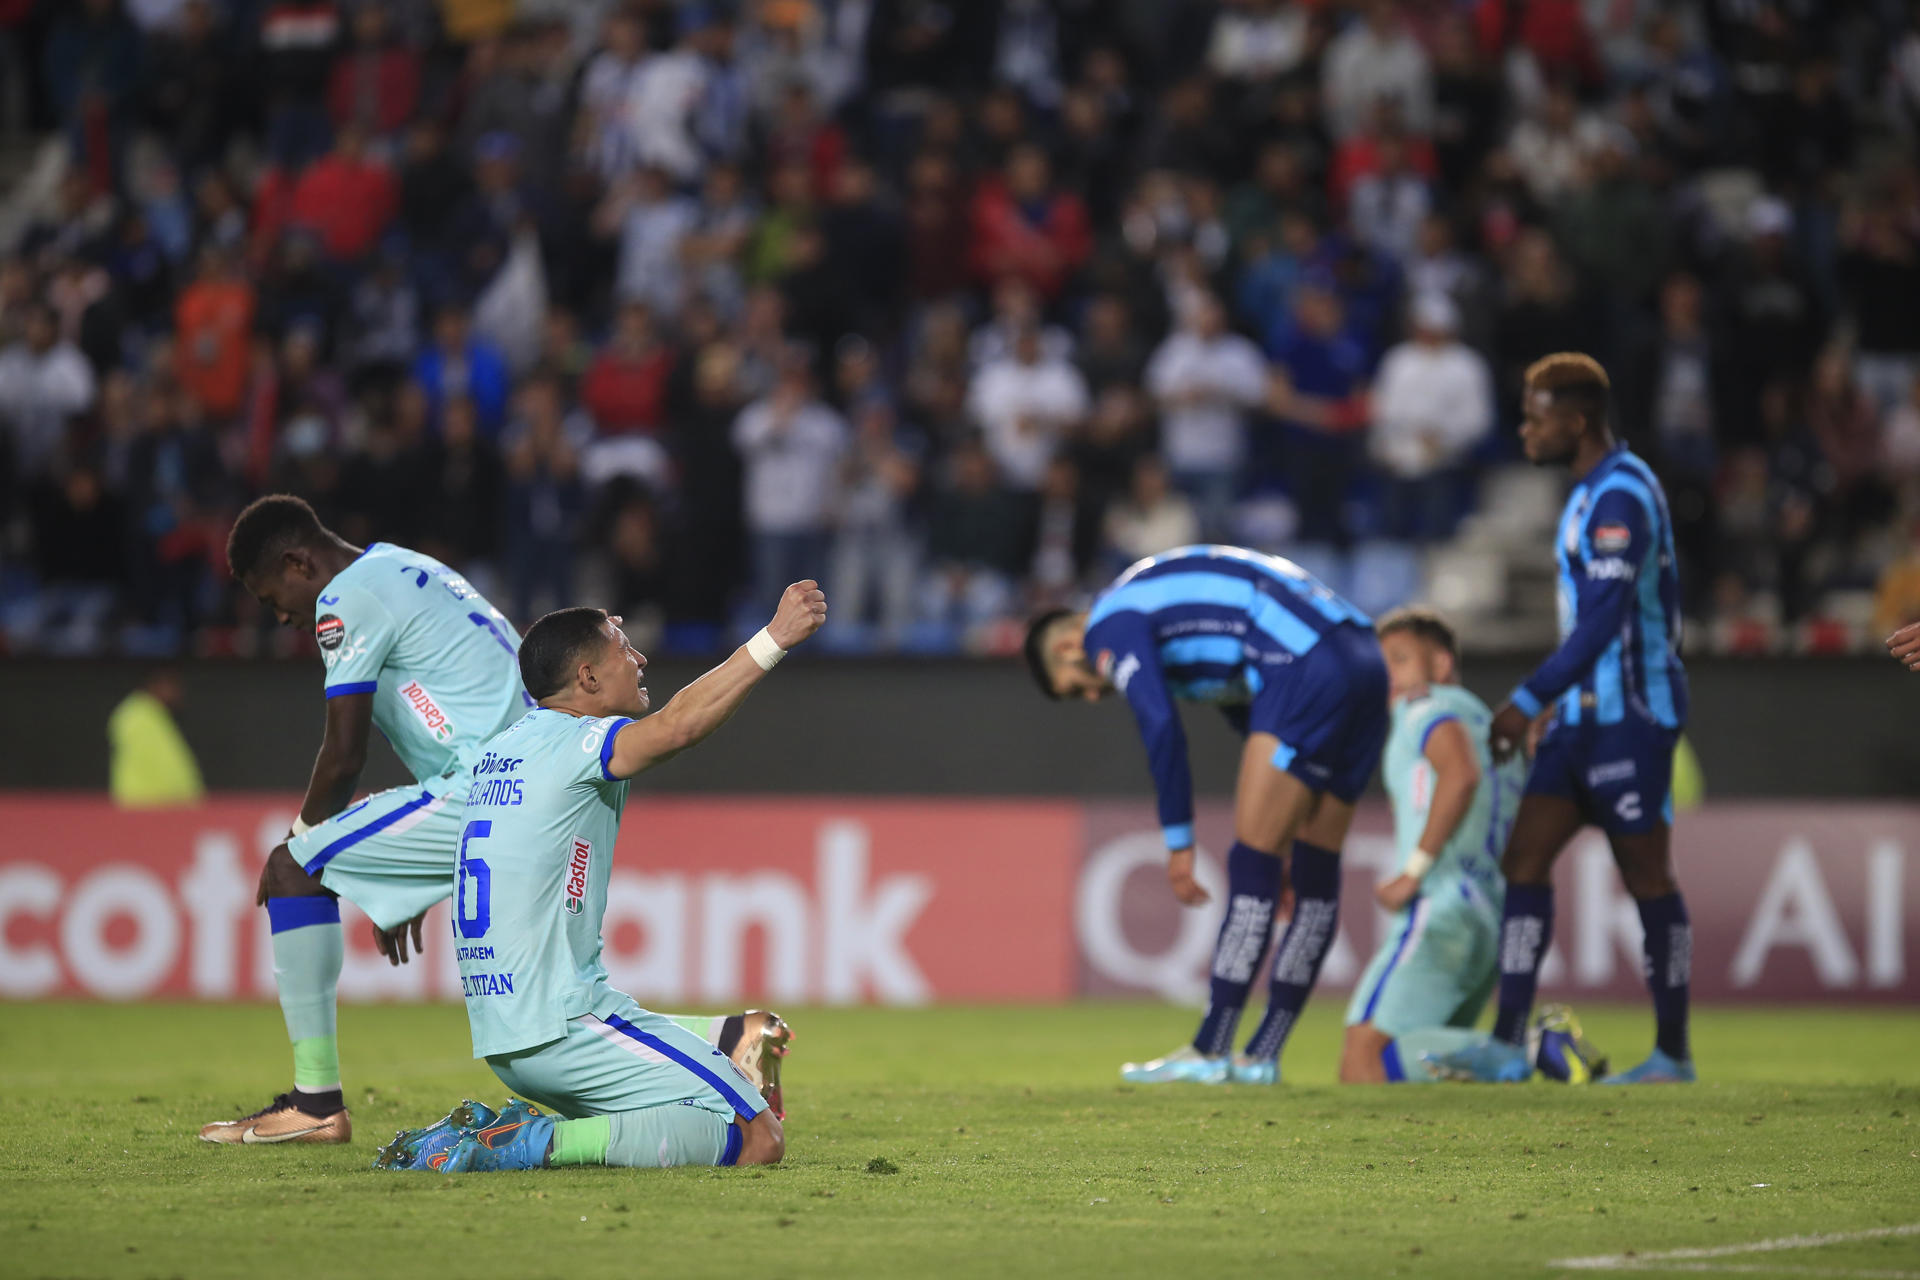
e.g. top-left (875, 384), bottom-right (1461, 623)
top-left (1489, 703), bottom-right (1530, 763)
top-left (1167, 848), bottom-right (1211, 906)
top-left (1888, 621), bottom-right (1920, 671)
top-left (1374, 873), bottom-right (1419, 913)
top-left (372, 911), bottom-right (429, 966)
top-left (766, 579), bottom-right (828, 650)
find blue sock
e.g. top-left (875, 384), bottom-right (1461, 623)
top-left (1190, 842), bottom-right (1283, 1056)
top-left (1636, 892), bottom-right (1692, 1062)
top-left (1494, 884), bottom-right (1554, 1045)
top-left (1242, 842), bottom-right (1341, 1062)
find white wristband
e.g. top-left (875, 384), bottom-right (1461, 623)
top-left (1403, 848), bottom-right (1436, 881)
top-left (289, 815), bottom-right (312, 838)
top-left (746, 627), bottom-right (787, 672)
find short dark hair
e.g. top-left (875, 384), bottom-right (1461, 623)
top-left (519, 606), bottom-right (614, 701)
top-left (1376, 605), bottom-right (1460, 662)
top-left (1525, 351), bottom-right (1610, 432)
top-left (226, 494), bottom-right (328, 580)
top-left (1023, 608), bottom-right (1077, 700)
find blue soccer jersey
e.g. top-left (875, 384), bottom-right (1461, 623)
top-left (1509, 448), bottom-right (1687, 730)
top-left (315, 542), bottom-right (531, 788)
top-left (1082, 545), bottom-right (1384, 850)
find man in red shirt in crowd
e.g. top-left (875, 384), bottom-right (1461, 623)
top-left (968, 143), bottom-right (1091, 303)
top-left (289, 125), bottom-right (398, 264)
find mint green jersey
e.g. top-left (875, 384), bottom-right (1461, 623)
top-left (453, 708), bottom-right (635, 1058)
top-left (1382, 683), bottom-right (1518, 907)
top-left (315, 542), bottom-right (529, 789)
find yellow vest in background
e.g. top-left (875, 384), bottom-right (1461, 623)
top-left (108, 691), bottom-right (205, 809)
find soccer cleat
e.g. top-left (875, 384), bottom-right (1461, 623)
top-left (1420, 1038), bottom-right (1532, 1083)
top-left (731, 1010), bottom-right (793, 1119)
top-left (1530, 1004), bottom-right (1609, 1084)
top-left (1600, 1048), bottom-right (1696, 1085)
top-left (1228, 1055), bottom-right (1279, 1085)
top-left (441, 1099), bottom-right (554, 1173)
top-left (199, 1092), bottom-right (352, 1145)
top-left (373, 1100), bottom-right (499, 1171)
top-left (1119, 1046), bottom-right (1230, 1084)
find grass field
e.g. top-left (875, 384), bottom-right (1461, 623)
top-left (3, 1001), bottom-right (1917, 1280)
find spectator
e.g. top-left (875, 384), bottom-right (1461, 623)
top-left (107, 666), bottom-right (203, 808)
top-left (921, 436), bottom-right (1030, 631)
top-left (44, 0), bottom-right (141, 182)
top-left (325, 2), bottom-right (419, 142)
top-left (1104, 453), bottom-right (1201, 567)
top-left (140, 0), bottom-right (236, 173)
top-left (503, 373), bottom-right (586, 621)
top-left (1841, 199), bottom-right (1920, 413)
top-left (680, 161), bottom-right (758, 316)
top-left (732, 354), bottom-right (846, 617)
top-left (903, 150), bottom-right (973, 304)
top-left (1805, 347), bottom-right (1891, 550)
top-left (831, 398), bottom-right (923, 644)
top-left (1270, 279), bottom-right (1369, 547)
top-left (967, 322), bottom-right (1090, 492)
top-left (1076, 293), bottom-right (1146, 397)
top-left (1322, 0), bottom-right (1433, 141)
top-left (345, 248), bottom-right (421, 384)
top-left (0, 302), bottom-right (96, 480)
top-left (1506, 79), bottom-right (1613, 205)
top-left (256, 0), bottom-right (341, 169)
top-left (1207, 0), bottom-right (1312, 83)
top-left (416, 389), bottom-right (505, 581)
top-left (1025, 453), bottom-right (1100, 608)
top-left (598, 164), bottom-right (698, 315)
top-left (582, 301), bottom-right (674, 436)
top-left (1369, 292), bottom-right (1493, 541)
top-left (1718, 197), bottom-right (1825, 446)
top-left (967, 143), bottom-right (1092, 302)
top-left (1347, 132), bottom-right (1432, 265)
top-left (397, 119), bottom-right (470, 249)
top-left (1883, 372), bottom-right (1920, 488)
top-left (577, 3), bottom-right (649, 181)
top-left (413, 303), bottom-right (510, 434)
top-left (288, 126), bottom-right (398, 264)
top-left (665, 340), bottom-right (749, 627)
top-left (171, 247), bottom-right (251, 421)
top-left (1144, 291), bottom-right (1269, 537)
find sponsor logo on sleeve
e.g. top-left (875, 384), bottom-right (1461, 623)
top-left (398, 680), bottom-right (454, 741)
top-left (316, 615), bottom-right (345, 651)
top-left (1592, 523), bottom-right (1632, 554)
top-left (564, 838), bottom-right (591, 914)
top-left (1586, 556), bottom-right (1635, 580)
top-left (1112, 652), bottom-right (1140, 694)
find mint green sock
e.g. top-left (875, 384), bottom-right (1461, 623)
top-left (604, 1106), bottom-right (734, 1168)
top-left (267, 899), bottom-right (344, 1091)
top-left (549, 1115), bottom-right (613, 1167)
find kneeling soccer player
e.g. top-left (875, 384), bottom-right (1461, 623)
top-left (1026, 545), bottom-right (1388, 1084)
top-left (1342, 609), bottom-right (1603, 1084)
top-left (380, 584), bottom-right (826, 1172)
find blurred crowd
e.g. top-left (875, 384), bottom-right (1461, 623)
top-left (5, 0), bottom-right (1920, 658)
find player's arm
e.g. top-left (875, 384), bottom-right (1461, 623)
top-left (297, 692), bottom-right (374, 829)
top-left (605, 580), bottom-right (827, 779)
top-left (1097, 617), bottom-right (1207, 906)
top-left (1887, 620), bottom-right (1920, 671)
top-left (1490, 490), bottom-right (1647, 758)
top-left (1377, 717), bottom-right (1479, 911)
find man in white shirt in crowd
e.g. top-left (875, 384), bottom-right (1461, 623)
top-left (1370, 292), bottom-right (1492, 541)
top-left (732, 350), bottom-right (847, 618)
top-left (1322, 0), bottom-right (1433, 140)
top-left (967, 321), bottom-right (1090, 491)
top-left (0, 302), bottom-right (96, 481)
top-left (1143, 290), bottom-right (1268, 538)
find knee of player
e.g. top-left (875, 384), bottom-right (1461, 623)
top-left (263, 845), bottom-right (324, 898)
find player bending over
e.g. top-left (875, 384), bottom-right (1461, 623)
top-left (1343, 608), bottom-right (1604, 1084)
top-left (1026, 545), bottom-right (1388, 1084)
top-left (1439, 354), bottom-right (1694, 1085)
top-left (379, 585), bottom-right (825, 1173)
top-left (202, 496), bottom-right (538, 1144)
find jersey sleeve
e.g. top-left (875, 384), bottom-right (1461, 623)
top-left (317, 581), bottom-right (400, 698)
top-left (1401, 694), bottom-right (1463, 758)
top-left (566, 715), bottom-right (637, 788)
top-left (1089, 613), bottom-right (1194, 850)
top-left (1510, 487), bottom-right (1649, 717)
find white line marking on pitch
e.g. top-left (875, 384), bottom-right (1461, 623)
top-left (1548, 1223), bottom-right (1920, 1274)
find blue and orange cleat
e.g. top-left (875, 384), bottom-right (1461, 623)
top-left (441, 1099), bottom-right (554, 1173)
top-left (372, 1100), bottom-right (498, 1172)
top-left (1120, 1046), bottom-right (1230, 1084)
top-left (1601, 1048), bottom-right (1696, 1085)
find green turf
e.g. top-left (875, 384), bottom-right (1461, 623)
top-left (3, 1002), bottom-right (1917, 1280)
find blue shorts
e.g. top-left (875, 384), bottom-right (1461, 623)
top-left (1525, 715), bottom-right (1679, 834)
top-left (1247, 623), bottom-right (1389, 804)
